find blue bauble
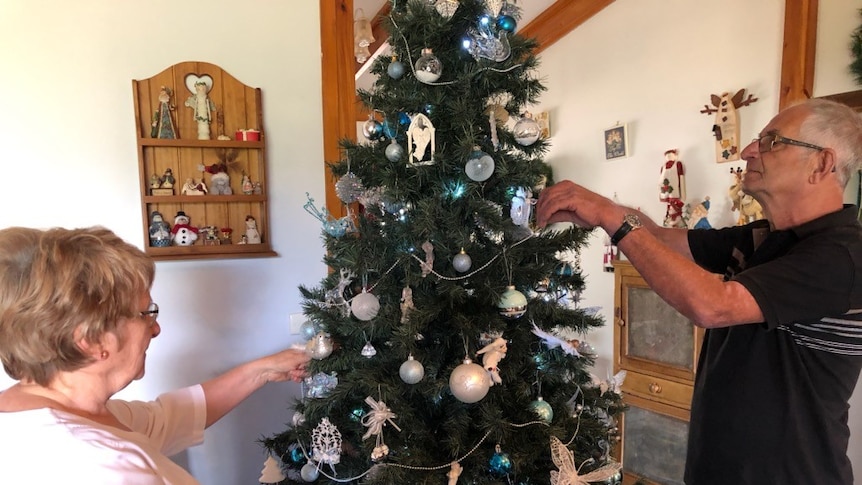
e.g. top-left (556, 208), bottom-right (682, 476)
top-left (398, 112), bottom-right (411, 127)
top-left (382, 119), bottom-right (398, 139)
top-left (387, 60), bottom-right (405, 79)
top-left (489, 451), bottom-right (513, 477)
top-left (300, 463), bottom-right (319, 482)
top-left (299, 320), bottom-right (318, 341)
top-left (496, 15), bottom-right (517, 33)
top-left (288, 443), bottom-right (307, 465)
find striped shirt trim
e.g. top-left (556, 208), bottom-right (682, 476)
top-left (778, 315), bottom-right (862, 355)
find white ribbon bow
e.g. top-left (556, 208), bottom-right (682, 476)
top-left (361, 396), bottom-right (401, 441)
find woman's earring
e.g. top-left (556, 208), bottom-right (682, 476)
top-left (100, 350), bottom-right (109, 360)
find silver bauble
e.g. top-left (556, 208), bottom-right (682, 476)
top-left (452, 249), bottom-right (472, 273)
top-left (362, 118), bottom-right (384, 140)
top-left (300, 463), bottom-right (319, 482)
top-left (385, 140), bottom-right (404, 162)
top-left (351, 291), bottom-right (380, 321)
top-left (465, 148), bottom-right (495, 182)
top-left (306, 332), bottom-right (334, 360)
top-left (335, 172), bottom-right (365, 203)
top-left (513, 114), bottom-right (541, 146)
top-left (399, 355), bottom-right (425, 384)
top-left (497, 285), bottom-right (527, 319)
top-left (449, 358), bottom-right (491, 403)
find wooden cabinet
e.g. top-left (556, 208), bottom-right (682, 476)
top-left (612, 261), bottom-right (703, 485)
top-left (132, 61), bottom-right (276, 261)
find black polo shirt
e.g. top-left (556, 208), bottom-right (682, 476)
top-left (684, 205), bottom-right (862, 484)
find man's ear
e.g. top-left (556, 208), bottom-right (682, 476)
top-left (810, 148), bottom-right (837, 183)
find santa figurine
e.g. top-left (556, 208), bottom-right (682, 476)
top-left (660, 149), bottom-right (686, 227)
top-left (171, 211), bottom-right (199, 246)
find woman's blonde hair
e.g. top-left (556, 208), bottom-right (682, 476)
top-left (0, 227), bottom-right (155, 385)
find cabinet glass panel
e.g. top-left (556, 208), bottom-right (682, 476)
top-left (623, 406), bottom-right (687, 485)
top-left (628, 287), bottom-right (694, 369)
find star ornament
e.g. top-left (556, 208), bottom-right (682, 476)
top-left (549, 436), bottom-right (621, 485)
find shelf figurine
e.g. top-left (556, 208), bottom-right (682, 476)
top-left (699, 89), bottom-right (758, 162)
top-left (185, 76), bottom-right (216, 140)
top-left (171, 211), bottom-right (199, 246)
top-left (660, 149), bottom-right (687, 228)
top-left (244, 215), bottom-right (262, 244)
top-left (148, 211), bottom-right (171, 247)
top-left (151, 86), bottom-right (177, 139)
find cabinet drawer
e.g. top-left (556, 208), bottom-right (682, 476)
top-left (622, 371), bottom-right (692, 409)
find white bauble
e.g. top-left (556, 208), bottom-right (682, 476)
top-left (351, 291), bottom-right (380, 321)
top-left (497, 285), bottom-right (527, 319)
top-left (449, 358), bottom-right (491, 403)
top-left (306, 332), bottom-right (334, 360)
top-left (399, 355), bottom-right (425, 384)
top-left (513, 114), bottom-right (541, 146)
top-left (465, 148), bottom-right (495, 182)
top-left (300, 463), bottom-right (319, 482)
top-left (385, 140), bottom-right (404, 162)
top-left (452, 249), bottom-right (472, 273)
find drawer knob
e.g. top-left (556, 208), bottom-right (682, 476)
top-left (649, 382), bottom-right (662, 394)
top-left (616, 318), bottom-right (626, 327)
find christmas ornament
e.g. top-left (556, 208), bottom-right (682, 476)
top-left (531, 322), bottom-right (581, 356)
top-left (361, 395), bottom-right (401, 461)
top-left (335, 172), bottom-right (365, 203)
top-left (484, 0), bottom-right (503, 16)
top-left (476, 337), bottom-right (507, 385)
top-left (300, 463), bottom-right (319, 482)
top-left (387, 56), bottom-right (406, 79)
top-left (497, 286), bottom-right (527, 319)
top-left (303, 193), bottom-right (354, 238)
top-left (259, 455), bottom-right (286, 484)
top-left (304, 372), bottom-right (338, 398)
top-left (351, 290), bottom-right (380, 321)
top-left (594, 370), bottom-right (627, 396)
top-left (305, 332), bottom-right (334, 360)
top-left (549, 436), bottom-right (621, 485)
top-left (513, 112), bottom-right (541, 146)
top-left (299, 320), bottom-right (319, 341)
top-left (488, 444), bottom-right (513, 477)
top-left (311, 418), bottom-right (342, 467)
top-left (361, 341), bottom-right (378, 358)
top-left (407, 113), bottom-right (436, 165)
top-left (496, 14), bottom-right (516, 33)
top-left (435, 0), bottom-right (459, 18)
top-left (449, 358), bottom-right (491, 403)
top-left (529, 397), bottom-right (554, 423)
top-left (465, 147), bottom-right (495, 182)
top-left (399, 354), bottom-right (425, 384)
top-left (447, 462), bottom-right (463, 485)
top-left (510, 187), bottom-right (535, 228)
top-left (292, 411), bottom-right (306, 427)
top-left (464, 14), bottom-right (511, 62)
top-left (414, 48), bottom-right (443, 84)
top-left (452, 248), bottom-right (472, 273)
top-left (382, 119), bottom-right (398, 139)
top-left (288, 443), bottom-right (307, 466)
top-left (324, 268), bottom-right (355, 317)
top-left (400, 286), bottom-right (415, 323)
top-left (363, 115), bottom-right (384, 140)
top-left (555, 261), bottom-right (576, 277)
top-left (350, 407), bottom-right (366, 422)
top-left (385, 139), bottom-right (405, 162)
top-left (420, 240), bottom-right (435, 277)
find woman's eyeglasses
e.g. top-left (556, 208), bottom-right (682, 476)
top-left (139, 302), bottom-right (159, 325)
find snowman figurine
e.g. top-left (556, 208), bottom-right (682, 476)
top-left (171, 211), bottom-right (199, 246)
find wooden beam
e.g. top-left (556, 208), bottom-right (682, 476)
top-left (779, 0), bottom-right (818, 110)
top-left (519, 0), bottom-right (615, 55)
top-left (320, 0), bottom-right (356, 219)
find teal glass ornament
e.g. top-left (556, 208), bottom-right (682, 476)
top-left (288, 443), bottom-right (307, 465)
top-left (350, 407), bottom-right (366, 422)
top-left (488, 445), bottom-right (513, 477)
top-left (529, 397), bottom-right (554, 423)
top-left (496, 15), bottom-right (516, 33)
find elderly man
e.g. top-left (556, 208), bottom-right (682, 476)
top-left (536, 99), bottom-right (862, 484)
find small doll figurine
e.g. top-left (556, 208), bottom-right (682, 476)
top-left (170, 211), bottom-right (199, 246)
top-left (241, 172), bottom-right (253, 195)
top-left (477, 337), bottom-right (508, 385)
top-left (160, 168), bottom-right (175, 189)
top-left (185, 79), bottom-right (216, 140)
top-left (151, 86), bottom-right (177, 139)
top-left (148, 211), bottom-right (171, 247)
top-left (244, 215), bottom-right (262, 244)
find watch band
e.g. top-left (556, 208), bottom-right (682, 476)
top-left (610, 214), bottom-right (641, 245)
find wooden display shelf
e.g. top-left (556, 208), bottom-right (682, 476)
top-left (145, 244), bottom-right (277, 261)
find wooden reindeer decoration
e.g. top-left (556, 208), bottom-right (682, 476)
top-left (700, 89), bottom-right (758, 163)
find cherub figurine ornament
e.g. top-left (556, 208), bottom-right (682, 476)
top-left (476, 337), bottom-right (507, 385)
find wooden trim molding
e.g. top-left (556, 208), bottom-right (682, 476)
top-left (779, 0), bottom-right (818, 110)
top-left (518, 0), bottom-right (615, 55)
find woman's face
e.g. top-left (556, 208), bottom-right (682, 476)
top-left (107, 292), bottom-right (161, 390)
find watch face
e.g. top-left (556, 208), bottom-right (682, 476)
top-left (624, 214), bottom-right (642, 228)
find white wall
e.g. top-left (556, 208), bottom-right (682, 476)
top-left (536, 0), bottom-right (861, 479)
top-left (0, 2), bottom-right (327, 484)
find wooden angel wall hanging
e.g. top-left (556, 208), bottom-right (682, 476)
top-left (700, 89), bottom-right (757, 162)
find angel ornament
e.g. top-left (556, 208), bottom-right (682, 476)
top-left (420, 240), bottom-right (435, 277)
top-left (400, 286), bottom-right (415, 323)
top-left (446, 461), bottom-right (463, 485)
top-left (549, 436), bottom-right (621, 485)
top-left (407, 113), bottom-right (436, 166)
top-left (510, 186), bottom-right (536, 229)
top-left (476, 337), bottom-right (507, 385)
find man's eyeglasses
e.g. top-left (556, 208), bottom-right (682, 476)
top-left (139, 302), bottom-right (159, 325)
top-left (754, 133), bottom-right (824, 154)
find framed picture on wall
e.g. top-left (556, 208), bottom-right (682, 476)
top-left (604, 124), bottom-right (629, 160)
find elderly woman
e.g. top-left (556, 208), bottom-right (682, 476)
top-left (0, 226), bottom-right (309, 484)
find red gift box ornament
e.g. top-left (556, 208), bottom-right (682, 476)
top-left (235, 129), bottom-right (260, 141)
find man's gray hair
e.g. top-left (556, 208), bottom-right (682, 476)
top-left (798, 98), bottom-right (862, 188)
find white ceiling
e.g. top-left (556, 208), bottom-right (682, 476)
top-left (353, 0), bottom-right (557, 91)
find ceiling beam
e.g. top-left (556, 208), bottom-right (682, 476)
top-left (779, 0), bottom-right (818, 109)
top-left (519, 0), bottom-right (616, 55)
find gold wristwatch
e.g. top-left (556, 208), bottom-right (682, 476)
top-left (610, 214), bottom-right (642, 245)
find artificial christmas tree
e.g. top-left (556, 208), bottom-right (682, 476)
top-left (263, 1), bottom-right (624, 483)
